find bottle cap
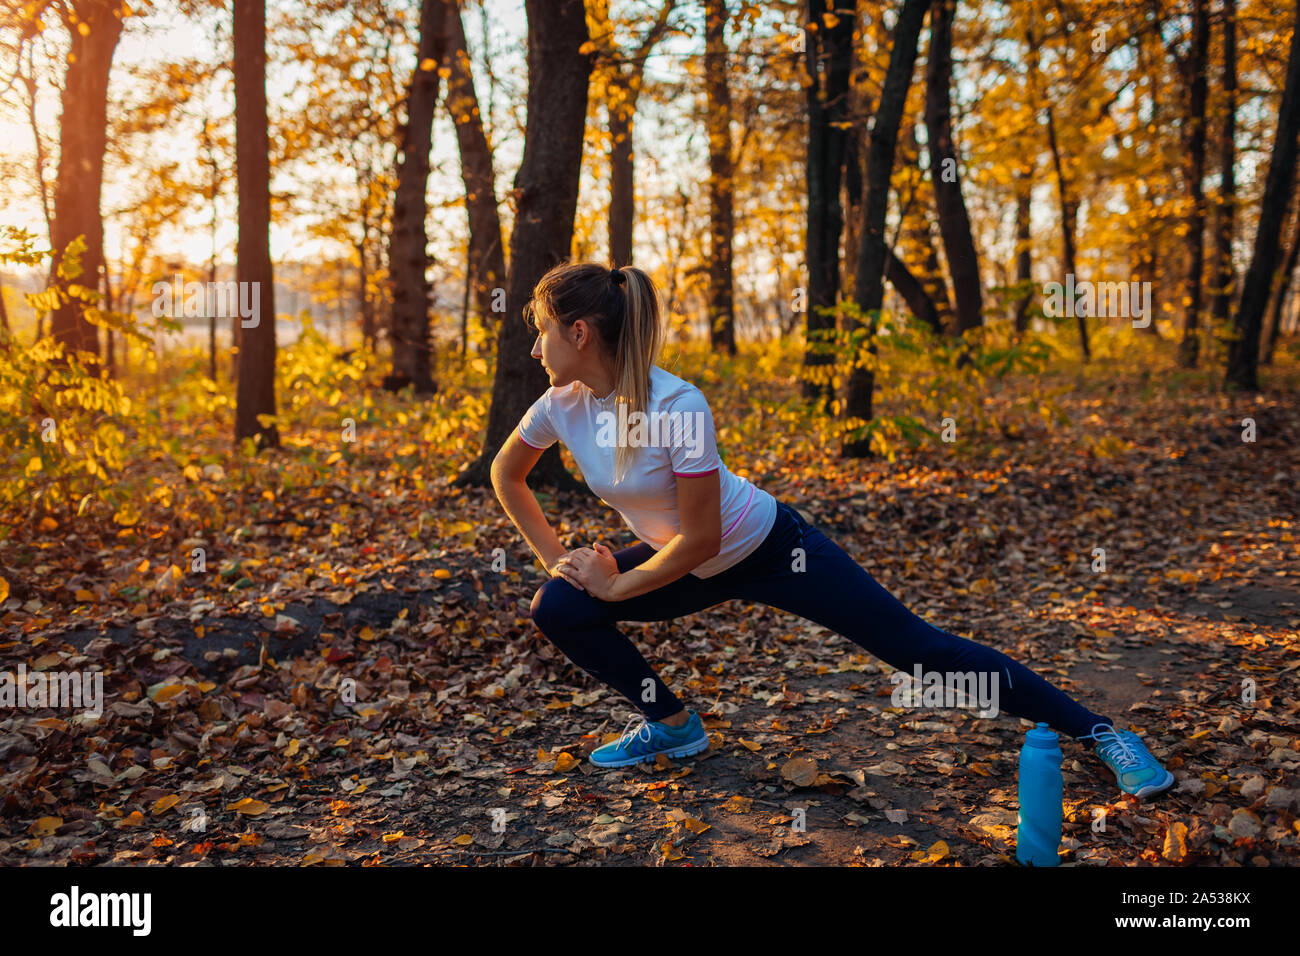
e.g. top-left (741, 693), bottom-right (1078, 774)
top-left (1025, 722), bottom-right (1060, 749)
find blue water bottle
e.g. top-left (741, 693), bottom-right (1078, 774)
top-left (1016, 722), bottom-right (1062, 867)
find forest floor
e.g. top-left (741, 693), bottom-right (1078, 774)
top-left (2, 355), bottom-right (1299, 866)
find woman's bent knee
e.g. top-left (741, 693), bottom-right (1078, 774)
top-left (530, 576), bottom-right (597, 636)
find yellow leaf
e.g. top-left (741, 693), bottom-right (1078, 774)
top-left (151, 684), bottom-right (186, 703)
top-left (722, 795), bottom-right (753, 813)
top-left (433, 569), bottom-right (452, 579)
top-left (39, 516), bottom-right (58, 532)
top-left (911, 839), bottom-right (950, 863)
top-left (664, 809), bottom-right (710, 834)
top-left (554, 752), bottom-right (580, 772)
top-left (227, 798), bottom-right (270, 816)
top-left (419, 57), bottom-right (437, 71)
top-left (30, 816), bottom-right (62, 837)
top-left (152, 795), bottom-right (180, 815)
top-left (25, 457), bottom-right (41, 477)
top-left (285, 739), bottom-right (300, 757)
top-left (359, 626), bottom-right (377, 641)
top-left (452, 833), bottom-right (474, 845)
top-left (1162, 822), bottom-right (1189, 863)
top-left (382, 831), bottom-right (405, 843)
top-left (74, 589), bottom-right (95, 603)
top-left (0, 577), bottom-right (9, 604)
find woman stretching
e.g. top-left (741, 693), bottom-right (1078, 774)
top-left (490, 261), bottom-right (1174, 799)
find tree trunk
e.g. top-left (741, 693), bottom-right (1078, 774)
top-left (1177, 0), bottom-right (1210, 368)
top-left (49, 0), bottom-right (123, 364)
top-left (885, 248), bottom-right (943, 333)
top-left (704, 0), bottom-right (736, 354)
top-left (898, 120), bottom-right (954, 333)
top-left (1226, 0), bottom-right (1300, 390)
top-left (924, 0), bottom-right (982, 333)
top-left (842, 123), bottom-right (863, 301)
top-left (842, 0), bottom-right (929, 458)
top-left (803, 0), bottom-right (855, 408)
top-left (602, 0), bottom-right (679, 267)
top-left (207, 257), bottom-right (217, 381)
top-left (357, 235), bottom-right (376, 347)
top-left (608, 77), bottom-right (636, 268)
top-left (1026, 11), bottom-right (1088, 359)
top-left (445, 1), bottom-right (507, 329)
top-left (848, 118), bottom-right (942, 334)
top-left (387, 0), bottom-right (448, 395)
top-left (100, 262), bottom-right (115, 377)
top-left (201, 116), bottom-right (221, 381)
top-left (453, 0), bottom-right (592, 490)
top-left (233, 0), bottom-right (279, 448)
top-left (1263, 197), bottom-right (1300, 365)
top-left (1013, 164), bottom-right (1033, 333)
top-left (1209, 0), bottom-right (1237, 329)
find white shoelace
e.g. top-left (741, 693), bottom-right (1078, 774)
top-left (617, 714), bottom-right (654, 748)
top-left (1084, 723), bottom-right (1142, 769)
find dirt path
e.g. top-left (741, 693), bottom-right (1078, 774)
top-left (4, 393), bottom-right (1299, 866)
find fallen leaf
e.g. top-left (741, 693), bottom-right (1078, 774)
top-left (911, 839), bottom-right (950, 863)
top-left (1162, 821), bottom-right (1189, 863)
top-left (227, 798), bottom-right (270, 816)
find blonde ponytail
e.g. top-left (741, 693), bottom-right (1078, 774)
top-left (522, 261), bottom-right (665, 483)
top-left (610, 266), bottom-right (663, 483)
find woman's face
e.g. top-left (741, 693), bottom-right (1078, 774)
top-left (531, 311), bottom-right (588, 388)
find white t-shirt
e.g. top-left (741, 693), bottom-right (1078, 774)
top-left (516, 364), bottom-right (778, 578)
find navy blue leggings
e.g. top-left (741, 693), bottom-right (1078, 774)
top-left (529, 501), bottom-right (1113, 740)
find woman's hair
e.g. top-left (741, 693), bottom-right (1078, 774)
top-left (523, 261), bottom-right (664, 483)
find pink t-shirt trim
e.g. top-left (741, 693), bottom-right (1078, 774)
top-left (721, 484), bottom-right (755, 539)
top-left (517, 428), bottom-right (547, 450)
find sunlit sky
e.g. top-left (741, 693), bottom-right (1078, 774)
top-left (0, 0), bottom-right (734, 279)
top-left (1, 1), bottom-right (1277, 302)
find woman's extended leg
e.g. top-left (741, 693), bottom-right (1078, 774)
top-left (728, 505), bottom-right (1114, 740)
top-left (529, 542), bottom-right (733, 721)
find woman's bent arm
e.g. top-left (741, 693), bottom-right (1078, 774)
top-left (491, 430), bottom-right (569, 575)
top-left (600, 470), bottom-right (721, 599)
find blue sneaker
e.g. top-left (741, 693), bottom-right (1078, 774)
top-left (1080, 723), bottom-right (1174, 798)
top-left (588, 710), bottom-right (710, 768)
